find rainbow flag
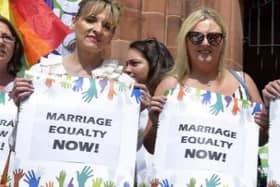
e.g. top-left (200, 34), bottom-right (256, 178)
top-left (0, 0), bottom-right (71, 68)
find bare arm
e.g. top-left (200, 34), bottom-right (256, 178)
top-left (143, 76), bottom-right (177, 153)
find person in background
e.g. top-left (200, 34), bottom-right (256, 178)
top-left (0, 15), bottom-right (24, 187)
top-left (124, 38), bottom-right (174, 185)
top-left (0, 15), bottom-right (23, 92)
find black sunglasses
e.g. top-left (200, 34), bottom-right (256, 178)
top-left (187, 31), bottom-right (224, 46)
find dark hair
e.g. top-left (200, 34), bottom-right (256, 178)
top-left (0, 15), bottom-right (23, 76)
top-left (129, 38), bottom-right (174, 95)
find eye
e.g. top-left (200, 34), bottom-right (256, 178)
top-left (84, 15), bottom-right (97, 23)
top-left (1, 34), bottom-right (15, 43)
top-left (103, 22), bottom-right (113, 31)
top-left (127, 60), bottom-right (140, 67)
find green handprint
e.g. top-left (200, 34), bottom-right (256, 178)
top-left (61, 75), bottom-right (72, 89)
top-left (241, 99), bottom-right (250, 109)
top-left (56, 170), bottom-right (66, 187)
top-left (103, 180), bottom-right (116, 187)
top-left (92, 178), bottom-right (103, 187)
top-left (187, 178), bottom-right (196, 187)
top-left (0, 92), bottom-right (5, 104)
top-left (118, 82), bottom-right (127, 92)
top-left (193, 88), bottom-right (201, 101)
top-left (138, 183), bottom-right (148, 187)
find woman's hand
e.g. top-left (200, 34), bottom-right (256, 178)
top-left (254, 109), bottom-right (269, 146)
top-left (134, 83), bottom-right (151, 111)
top-left (262, 79), bottom-right (280, 107)
top-left (148, 95), bottom-right (167, 125)
top-left (12, 77), bottom-right (34, 105)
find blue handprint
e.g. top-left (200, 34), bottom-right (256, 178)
top-left (252, 102), bottom-right (261, 115)
top-left (72, 77), bottom-right (84, 92)
top-left (160, 179), bottom-right (173, 187)
top-left (0, 92), bottom-right (5, 104)
top-left (205, 174), bottom-right (221, 187)
top-left (24, 170), bottom-right (41, 187)
top-left (224, 95), bottom-right (232, 107)
top-left (82, 79), bottom-right (98, 103)
top-left (123, 181), bottom-right (130, 187)
top-left (210, 94), bottom-right (224, 115)
top-left (131, 87), bottom-right (141, 104)
top-left (201, 91), bottom-right (211, 105)
top-left (77, 166), bottom-right (93, 187)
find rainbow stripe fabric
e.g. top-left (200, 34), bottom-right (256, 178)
top-left (0, 0), bottom-right (71, 68)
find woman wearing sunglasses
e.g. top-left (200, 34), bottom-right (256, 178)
top-left (144, 8), bottom-right (268, 153)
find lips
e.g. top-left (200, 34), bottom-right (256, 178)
top-left (198, 49), bottom-right (211, 54)
top-left (87, 35), bottom-right (101, 44)
top-left (0, 49), bottom-right (6, 56)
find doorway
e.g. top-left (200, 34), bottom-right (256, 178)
top-left (243, 0), bottom-right (280, 93)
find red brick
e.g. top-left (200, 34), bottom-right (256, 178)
top-left (143, 0), bottom-right (166, 12)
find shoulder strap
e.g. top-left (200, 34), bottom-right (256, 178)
top-left (229, 70), bottom-right (251, 100)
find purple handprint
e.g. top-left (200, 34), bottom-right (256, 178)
top-left (67, 177), bottom-right (74, 187)
top-left (99, 79), bottom-right (108, 93)
top-left (224, 95), bottom-right (232, 107)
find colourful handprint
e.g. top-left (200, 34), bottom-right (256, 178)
top-left (77, 166), bottom-right (93, 187)
top-left (82, 79), bottom-right (97, 102)
top-left (24, 170), bottom-right (41, 187)
top-left (201, 91), bottom-right (211, 105)
top-left (210, 94), bottom-right (224, 115)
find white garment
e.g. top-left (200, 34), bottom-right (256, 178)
top-left (136, 109), bottom-right (154, 184)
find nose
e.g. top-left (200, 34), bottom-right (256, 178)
top-left (124, 64), bottom-right (132, 75)
top-left (93, 22), bottom-right (102, 34)
top-left (201, 35), bottom-right (210, 46)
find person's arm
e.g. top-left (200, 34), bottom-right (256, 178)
top-left (143, 76), bottom-right (177, 153)
top-left (244, 73), bottom-right (269, 146)
top-left (262, 79), bottom-right (280, 107)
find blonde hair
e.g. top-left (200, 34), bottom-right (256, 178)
top-left (170, 7), bottom-right (227, 82)
top-left (76, 0), bottom-right (121, 31)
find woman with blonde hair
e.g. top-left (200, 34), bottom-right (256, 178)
top-left (144, 7), bottom-right (268, 153)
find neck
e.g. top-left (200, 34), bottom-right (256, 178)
top-left (64, 48), bottom-right (103, 77)
top-left (189, 70), bottom-right (219, 83)
top-left (184, 69), bottom-right (222, 88)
